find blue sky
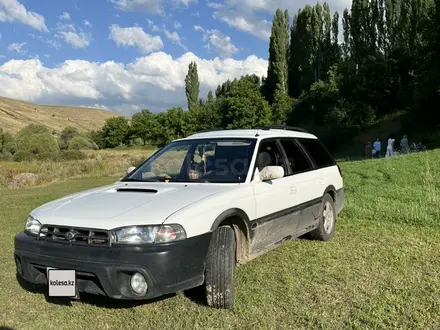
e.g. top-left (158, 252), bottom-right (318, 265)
top-left (0, 0), bottom-right (350, 115)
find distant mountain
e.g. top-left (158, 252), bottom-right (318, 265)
top-left (0, 96), bottom-right (120, 134)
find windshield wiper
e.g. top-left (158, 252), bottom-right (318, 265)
top-left (121, 178), bottom-right (142, 182)
top-left (121, 176), bottom-right (164, 182)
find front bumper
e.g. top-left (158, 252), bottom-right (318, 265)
top-left (14, 231), bottom-right (212, 300)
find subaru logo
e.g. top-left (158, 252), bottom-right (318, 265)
top-left (64, 230), bottom-right (77, 240)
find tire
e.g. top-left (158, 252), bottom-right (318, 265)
top-left (204, 225), bottom-right (236, 309)
top-left (310, 193), bottom-right (337, 241)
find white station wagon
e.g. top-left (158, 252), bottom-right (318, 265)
top-left (14, 126), bottom-right (345, 309)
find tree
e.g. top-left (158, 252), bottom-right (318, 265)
top-left (101, 116), bottom-right (130, 148)
top-left (131, 109), bottom-right (158, 145)
top-left (263, 9), bottom-right (290, 104)
top-left (88, 130), bottom-right (105, 149)
top-left (185, 61), bottom-right (200, 111)
top-left (207, 90), bottom-right (214, 103)
top-left (271, 90), bottom-right (294, 125)
top-left (59, 126), bottom-right (79, 150)
top-left (0, 128), bottom-right (15, 156)
top-left (220, 75), bottom-right (272, 129)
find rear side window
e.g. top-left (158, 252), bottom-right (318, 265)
top-left (298, 138), bottom-right (335, 168)
top-left (279, 139), bottom-right (312, 175)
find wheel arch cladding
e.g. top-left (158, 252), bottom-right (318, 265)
top-left (210, 208), bottom-right (251, 265)
top-left (323, 185), bottom-right (336, 202)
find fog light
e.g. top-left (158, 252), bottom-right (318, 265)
top-left (130, 272), bottom-right (148, 295)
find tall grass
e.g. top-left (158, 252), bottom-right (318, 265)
top-left (0, 148), bottom-right (154, 189)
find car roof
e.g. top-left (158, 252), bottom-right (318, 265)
top-left (174, 128), bottom-right (318, 141)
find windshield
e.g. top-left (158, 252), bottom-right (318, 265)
top-left (122, 138), bottom-right (257, 183)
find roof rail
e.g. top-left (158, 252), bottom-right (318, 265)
top-left (195, 128), bottom-right (225, 133)
top-left (255, 125), bottom-right (309, 133)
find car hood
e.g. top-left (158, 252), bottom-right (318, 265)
top-left (31, 181), bottom-right (235, 230)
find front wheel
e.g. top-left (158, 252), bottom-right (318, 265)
top-left (204, 225), bottom-right (236, 309)
top-left (310, 193), bottom-right (336, 241)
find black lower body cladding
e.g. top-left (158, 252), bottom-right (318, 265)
top-left (14, 231), bottom-right (212, 300)
top-left (335, 188), bottom-right (345, 215)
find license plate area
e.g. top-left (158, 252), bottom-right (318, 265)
top-left (47, 268), bottom-right (77, 298)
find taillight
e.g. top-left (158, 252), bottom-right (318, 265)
top-left (337, 164), bottom-right (343, 178)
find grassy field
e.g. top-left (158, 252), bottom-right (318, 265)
top-left (1, 150), bottom-right (440, 329)
top-left (0, 96), bottom-right (119, 135)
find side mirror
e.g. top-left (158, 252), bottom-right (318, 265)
top-left (127, 166), bottom-right (136, 174)
top-left (255, 166), bottom-right (284, 182)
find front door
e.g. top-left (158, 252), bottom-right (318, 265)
top-left (251, 139), bottom-right (300, 254)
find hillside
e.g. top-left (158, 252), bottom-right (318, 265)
top-left (0, 96), bottom-right (120, 134)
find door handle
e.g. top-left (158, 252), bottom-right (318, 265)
top-left (290, 186), bottom-right (297, 194)
top-left (319, 179), bottom-right (325, 185)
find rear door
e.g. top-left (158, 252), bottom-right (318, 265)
top-left (296, 137), bottom-right (338, 194)
top-left (278, 138), bottom-right (318, 234)
top-left (295, 138), bottom-right (339, 229)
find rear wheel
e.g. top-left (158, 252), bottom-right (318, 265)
top-left (204, 225), bottom-right (236, 309)
top-left (310, 193), bottom-right (336, 241)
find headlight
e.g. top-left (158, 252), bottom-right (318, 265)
top-left (111, 224), bottom-right (186, 244)
top-left (24, 215), bottom-right (42, 236)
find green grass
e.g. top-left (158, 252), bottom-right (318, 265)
top-left (1, 151), bottom-right (440, 329)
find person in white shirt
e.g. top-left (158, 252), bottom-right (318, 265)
top-left (385, 137), bottom-right (395, 158)
top-left (373, 138), bottom-right (381, 158)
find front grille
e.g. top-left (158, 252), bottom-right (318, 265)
top-left (38, 225), bottom-right (111, 246)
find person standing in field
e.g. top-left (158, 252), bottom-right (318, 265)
top-left (365, 141), bottom-right (372, 159)
top-left (385, 137), bottom-right (395, 158)
top-left (400, 135), bottom-right (409, 154)
top-left (373, 137), bottom-right (381, 158)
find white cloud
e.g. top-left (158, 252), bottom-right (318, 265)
top-left (109, 24), bottom-right (163, 54)
top-left (47, 39), bottom-right (61, 50)
top-left (163, 29), bottom-right (188, 51)
top-left (194, 26), bottom-right (238, 57)
top-left (0, 0), bottom-right (48, 32)
top-left (146, 19), bottom-right (160, 32)
top-left (79, 104), bottom-right (110, 111)
top-left (208, 0), bottom-right (349, 40)
top-left (55, 22), bottom-right (92, 48)
top-left (59, 12), bottom-right (71, 20)
top-left (174, 21), bottom-right (182, 29)
top-left (208, 2), bottom-right (271, 40)
top-left (7, 42), bottom-right (27, 54)
top-left (111, 0), bottom-right (197, 15)
top-left (83, 19), bottom-right (92, 28)
top-left (0, 52), bottom-right (268, 114)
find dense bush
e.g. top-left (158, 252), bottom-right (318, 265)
top-left (59, 126), bottom-right (80, 150)
top-left (68, 136), bottom-right (98, 150)
top-left (15, 130), bottom-right (60, 155)
top-left (0, 128), bottom-right (16, 158)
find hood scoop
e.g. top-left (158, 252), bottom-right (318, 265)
top-left (114, 188), bottom-right (158, 194)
